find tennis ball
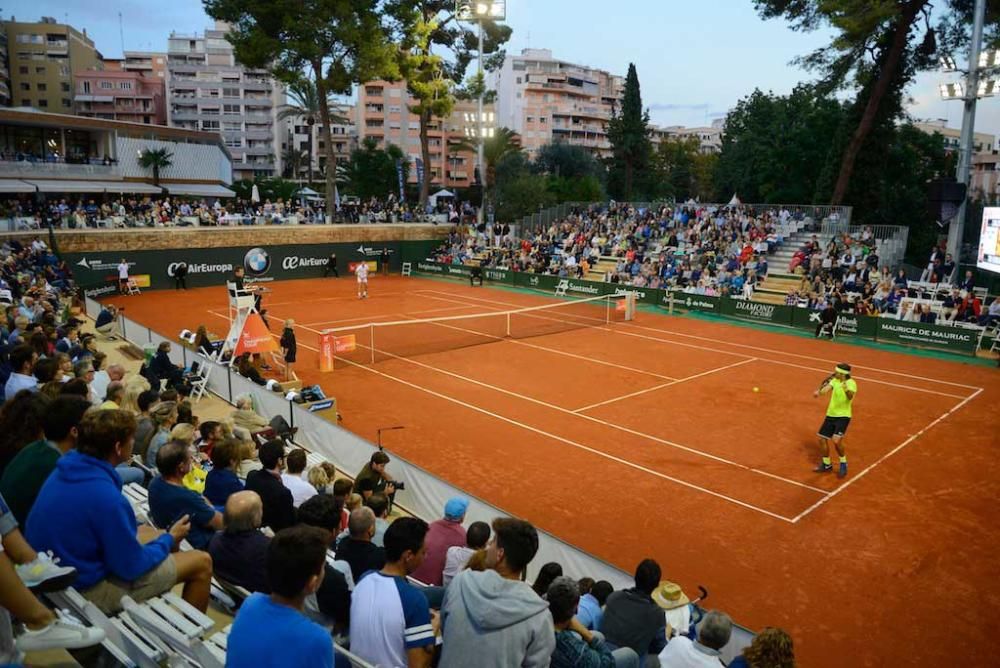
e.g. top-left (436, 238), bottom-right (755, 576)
top-left (753, 387), bottom-right (760, 393)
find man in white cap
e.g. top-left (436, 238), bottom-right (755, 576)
top-left (813, 362), bottom-right (857, 478)
top-left (409, 496), bottom-right (468, 586)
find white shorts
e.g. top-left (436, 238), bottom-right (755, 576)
top-left (357, 276), bottom-right (368, 284)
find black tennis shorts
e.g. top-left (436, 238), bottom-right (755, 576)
top-left (818, 416), bottom-right (851, 439)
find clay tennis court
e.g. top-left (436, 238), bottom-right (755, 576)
top-left (111, 274), bottom-right (1000, 667)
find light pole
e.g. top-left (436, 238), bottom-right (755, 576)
top-left (458, 1), bottom-right (505, 226)
top-left (938, 0), bottom-right (997, 262)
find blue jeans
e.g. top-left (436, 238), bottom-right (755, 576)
top-left (117, 464), bottom-right (144, 486)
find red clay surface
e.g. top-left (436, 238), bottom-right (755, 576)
top-left (111, 275), bottom-right (1000, 667)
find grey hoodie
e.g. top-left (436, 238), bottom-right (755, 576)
top-left (439, 568), bottom-right (555, 668)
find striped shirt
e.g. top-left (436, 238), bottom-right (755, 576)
top-left (350, 571), bottom-right (434, 667)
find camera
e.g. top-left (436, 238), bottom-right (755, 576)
top-left (393, 481), bottom-right (406, 491)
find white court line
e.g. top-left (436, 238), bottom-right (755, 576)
top-left (264, 290), bottom-right (410, 308)
top-left (790, 388), bottom-right (984, 523)
top-left (302, 304), bottom-right (475, 328)
top-left (573, 357), bottom-right (757, 413)
top-left (417, 289), bottom-right (979, 400)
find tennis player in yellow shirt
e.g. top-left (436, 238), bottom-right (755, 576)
top-left (813, 363), bottom-right (857, 478)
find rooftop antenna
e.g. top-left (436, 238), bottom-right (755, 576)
top-left (118, 12), bottom-right (125, 56)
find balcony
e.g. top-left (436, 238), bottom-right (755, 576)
top-left (242, 112), bottom-right (272, 122)
top-left (0, 159), bottom-right (120, 179)
top-left (244, 146), bottom-right (273, 156)
top-left (170, 109), bottom-right (199, 121)
top-left (245, 130), bottom-right (273, 140)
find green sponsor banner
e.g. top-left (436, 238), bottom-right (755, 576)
top-left (483, 267), bottom-right (513, 284)
top-left (722, 298), bottom-right (795, 326)
top-left (789, 308), bottom-right (878, 340)
top-left (514, 272), bottom-right (558, 291)
top-left (414, 260), bottom-right (447, 275)
top-left (559, 278), bottom-right (610, 297)
top-left (609, 285), bottom-right (661, 305)
top-left (661, 292), bottom-right (722, 313)
top-left (876, 320), bottom-right (978, 355)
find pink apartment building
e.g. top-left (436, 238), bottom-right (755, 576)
top-left (74, 69), bottom-right (166, 125)
top-left (355, 78), bottom-right (494, 190)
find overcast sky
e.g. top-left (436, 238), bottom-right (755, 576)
top-left (7, 0), bottom-right (998, 138)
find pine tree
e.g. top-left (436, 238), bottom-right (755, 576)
top-left (606, 63), bottom-right (652, 201)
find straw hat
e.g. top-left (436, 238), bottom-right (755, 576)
top-left (652, 581), bottom-right (690, 610)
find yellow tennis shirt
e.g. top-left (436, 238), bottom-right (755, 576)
top-left (826, 378), bottom-right (857, 418)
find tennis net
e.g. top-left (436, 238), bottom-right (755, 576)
top-left (322, 293), bottom-right (634, 367)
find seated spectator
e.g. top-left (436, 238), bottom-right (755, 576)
top-left (295, 493), bottom-right (353, 631)
top-left (350, 517), bottom-right (437, 668)
top-left (532, 561), bottom-right (564, 598)
top-left (280, 449), bottom-right (318, 508)
top-left (336, 506), bottom-right (387, 582)
top-left (131, 390), bottom-right (159, 461)
top-left (94, 304), bottom-right (121, 339)
top-left (150, 341), bottom-right (183, 387)
top-left (207, 490), bottom-right (269, 593)
top-left (657, 610), bottom-right (732, 668)
top-left (332, 478), bottom-right (353, 531)
top-left (548, 576), bottom-right (639, 668)
top-left (600, 559), bottom-right (668, 663)
top-left (4, 344), bottom-right (38, 400)
top-left (307, 463), bottom-right (332, 495)
top-left (355, 450), bottom-right (397, 498)
top-left (410, 496), bottom-right (468, 586)
top-left (0, 395), bottom-right (91, 524)
top-left (439, 518), bottom-right (555, 668)
top-left (443, 520), bottom-right (490, 587)
top-left (231, 393), bottom-right (268, 433)
top-left (0, 390), bottom-right (48, 475)
top-left (245, 440), bottom-right (296, 532)
top-left (196, 420), bottom-right (222, 458)
top-left (578, 579), bottom-right (614, 631)
top-left (225, 526), bottom-right (335, 668)
top-left (145, 401), bottom-right (178, 467)
top-left (25, 409), bottom-right (213, 613)
top-left (204, 438), bottom-right (245, 508)
top-left (148, 441), bottom-right (223, 550)
top-left (728, 626), bottom-right (794, 668)
top-left (99, 381), bottom-right (125, 410)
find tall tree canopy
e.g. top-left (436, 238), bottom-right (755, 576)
top-left (338, 137), bottom-right (410, 200)
top-left (203, 0), bottom-right (398, 221)
top-left (606, 63), bottom-right (653, 201)
top-left (754, 0), bottom-right (1000, 206)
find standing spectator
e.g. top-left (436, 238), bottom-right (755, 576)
top-left (173, 261), bottom-right (188, 290)
top-left (728, 627), bottom-right (794, 668)
top-left (204, 438), bottom-right (245, 508)
top-left (207, 490), bottom-right (270, 593)
top-left (657, 610), bottom-right (732, 668)
top-left (324, 251), bottom-right (339, 278)
top-left (577, 580), bottom-right (614, 631)
top-left (410, 496), bottom-right (468, 586)
top-left (224, 526), bottom-right (335, 668)
top-left (335, 507), bottom-right (387, 583)
top-left (0, 396), bottom-right (90, 525)
top-left (245, 440), bottom-right (296, 532)
top-left (25, 410), bottom-right (213, 613)
top-left (439, 518), bottom-right (555, 668)
top-left (148, 442), bottom-right (223, 550)
top-left (548, 576), bottom-right (639, 668)
top-left (443, 520), bottom-right (490, 587)
top-left (280, 448), bottom-right (316, 508)
top-left (350, 517), bottom-right (437, 668)
top-left (600, 559), bottom-right (668, 664)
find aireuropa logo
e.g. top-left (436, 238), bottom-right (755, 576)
top-left (167, 262), bottom-right (234, 277)
top-left (244, 248), bottom-right (271, 276)
top-left (282, 256), bottom-right (328, 271)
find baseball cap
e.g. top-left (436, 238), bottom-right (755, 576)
top-left (444, 496), bottom-right (469, 520)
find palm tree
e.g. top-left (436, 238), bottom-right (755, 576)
top-left (137, 147), bottom-right (173, 185)
top-left (282, 147), bottom-right (307, 180)
top-left (278, 79), bottom-right (347, 186)
top-left (483, 127), bottom-right (521, 211)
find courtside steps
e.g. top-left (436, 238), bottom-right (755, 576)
top-left (754, 272), bottom-right (801, 305)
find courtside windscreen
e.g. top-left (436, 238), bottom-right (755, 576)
top-left (978, 207), bottom-right (1000, 274)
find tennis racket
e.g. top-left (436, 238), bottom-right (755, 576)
top-left (817, 373), bottom-right (835, 392)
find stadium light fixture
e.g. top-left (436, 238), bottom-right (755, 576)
top-left (456, 1), bottom-right (505, 20)
top-left (979, 49), bottom-right (1000, 69)
top-left (940, 82), bottom-right (965, 100)
top-left (979, 79), bottom-right (998, 97)
top-left (939, 55), bottom-right (958, 72)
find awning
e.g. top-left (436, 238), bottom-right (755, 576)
top-left (0, 180), bottom-right (35, 193)
top-left (21, 179), bottom-right (111, 193)
top-left (104, 182), bottom-right (163, 194)
top-left (164, 184), bottom-right (236, 198)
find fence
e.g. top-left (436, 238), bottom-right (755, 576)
top-left (412, 261), bottom-right (995, 357)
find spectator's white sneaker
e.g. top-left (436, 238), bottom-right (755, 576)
top-left (16, 551), bottom-right (77, 592)
top-left (15, 610), bottom-right (106, 652)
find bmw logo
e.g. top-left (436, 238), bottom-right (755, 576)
top-left (244, 248), bottom-right (270, 276)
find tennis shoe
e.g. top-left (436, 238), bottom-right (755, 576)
top-left (838, 462), bottom-right (848, 478)
top-left (813, 463), bottom-right (833, 473)
top-left (16, 609), bottom-right (105, 651)
top-left (17, 551), bottom-right (77, 592)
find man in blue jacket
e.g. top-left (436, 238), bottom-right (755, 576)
top-left (25, 409), bottom-right (213, 614)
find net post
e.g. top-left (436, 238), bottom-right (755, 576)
top-left (370, 324), bottom-right (375, 364)
top-left (605, 294), bottom-right (611, 324)
top-left (506, 312), bottom-right (511, 337)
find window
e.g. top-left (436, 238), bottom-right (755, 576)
top-left (201, 120), bottom-right (220, 131)
top-left (222, 87), bottom-right (240, 98)
top-left (222, 121), bottom-right (242, 131)
top-left (16, 33), bottom-right (43, 44)
top-left (224, 137), bottom-right (242, 148)
top-left (36, 83), bottom-right (46, 91)
top-left (119, 81), bottom-right (132, 90)
top-left (59, 66), bottom-right (69, 77)
top-left (19, 82), bottom-right (30, 91)
top-left (18, 66), bottom-right (27, 74)
top-left (223, 104), bottom-right (240, 115)
top-left (516, 77), bottom-right (521, 84)
top-left (60, 82), bottom-right (70, 92)
top-left (21, 99), bottom-right (31, 106)
top-left (388, 105), bottom-right (401, 114)
top-left (365, 86), bottom-right (383, 96)
top-left (35, 66), bottom-right (45, 74)
top-left (37, 99), bottom-right (47, 107)
top-left (62, 99), bottom-right (72, 107)
top-left (100, 81), bottom-right (113, 89)
top-left (82, 81), bottom-right (91, 93)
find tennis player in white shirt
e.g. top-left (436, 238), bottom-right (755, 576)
top-left (356, 261), bottom-right (369, 299)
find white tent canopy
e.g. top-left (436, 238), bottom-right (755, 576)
top-left (165, 184), bottom-right (236, 198)
top-left (428, 189), bottom-right (456, 207)
top-left (297, 187), bottom-right (320, 196)
top-left (726, 193), bottom-right (742, 207)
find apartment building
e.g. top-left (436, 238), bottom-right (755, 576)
top-left (281, 102), bottom-right (355, 181)
top-left (914, 119), bottom-right (995, 154)
top-left (166, 22), bottom-right (283, 181)
top-left (650, 121), bottom-right (724, 155)
top-left (74, 68), bottom-right (166, 125)
top-left (490, 48), bottom-right (623, 157)
top-left (355, 79), bottom-right (492, 189)
top-left (4, 16), bottom-right (102, 113)
top-left (0, 30), bottom-right (10, 106)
